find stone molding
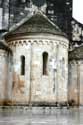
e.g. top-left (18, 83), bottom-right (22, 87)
top-left (6, 34), bottom-right (68, 46)
top-left (69, 60), bottom-right (83, 66)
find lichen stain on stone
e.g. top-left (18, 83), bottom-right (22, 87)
top-left (18, 79), bottom-right (25, 88)
top-left (12, 72), bottom-right (25, 96)
top-left (12, 72), bottom-right (19, 95)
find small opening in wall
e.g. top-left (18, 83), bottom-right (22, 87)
top-left (23, 41), bottom-right (26, 43)
top-left (42, 52), bottom-right (48, 75)
top-left (62, 57), bottom-right (65, 77)
top-left (21, 55), bottom-right (25, 75)
top-left (19, 41), bottom-right (21, 45)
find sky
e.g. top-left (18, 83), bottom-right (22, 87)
top-left (73, 0), bottom-right (83, 24)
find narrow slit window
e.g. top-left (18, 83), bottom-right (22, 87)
top-left (62, 58), bottom-right (65, 77)
top-left (21, 56), bottom-right (25, 75)
top-left (43, 52), bottom-right (48, 75)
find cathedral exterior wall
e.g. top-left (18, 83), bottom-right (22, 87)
top-left (0, 49), bottom-right (12, 104)
top-left (68, 60), bottom-right (83, 106)
top-left (31, 37), bottom-right (68, 104)
top-left (68, 61), bottom-right (78, 105)
top-left (9, 40), bottom-right (31, 104)
top-left (7, 34), bottom-right (69, 105)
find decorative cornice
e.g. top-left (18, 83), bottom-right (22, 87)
top-left (5, 33), bottom-right (68, 45)
top-left (8, 39), bottom-right (68, 49)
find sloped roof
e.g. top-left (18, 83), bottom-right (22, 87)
top-left (69, 45), bottom-right (83, 60)
top-left (5, 11), bottom-right (66, 39)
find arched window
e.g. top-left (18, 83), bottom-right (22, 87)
top-left (42, 52), bottom-right (48, 75)
top-left (21, 56), bottom-right (25, 75)
top-left (62, 58), bottom-right (65, 77)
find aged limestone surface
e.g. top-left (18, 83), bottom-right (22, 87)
top-left (0, 2), bottom-right (83, 107)
top-left (69, 46), bottom-right (83, 106)
top-left (0, 11), bottom-right (69, 105)
top-left (0, 41), bottom-right (12, 104)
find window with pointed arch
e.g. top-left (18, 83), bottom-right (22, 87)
top-left (21, 55), bottom-right (25, 75)
top-left (42, 52), bottom-right (48, 75)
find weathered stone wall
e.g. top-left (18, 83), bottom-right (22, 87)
top-left (30, 35), bottom-right (68, 104)
top-left (8, 40), bottom-right (31, 104)
top-left (68, 60), bottom-right (83, 105)
top-left (79, 61), bottom-right (83, 105)
top-left (7, 34), bottom-right (68, 105)
top-left (68, 61), bottom-right (78, 105)
top-left (0, 49), bottom-right (12, 104)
